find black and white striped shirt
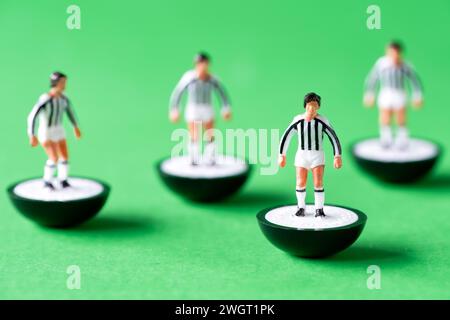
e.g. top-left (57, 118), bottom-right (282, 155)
top-left (170, 70), bottom-right (230, 111)
top-left (365, 56), bottom-right (423, 100)
top-left (27, 93), bottom-right (77, 136)
top-left (279, 114), bottom-right (341, 156)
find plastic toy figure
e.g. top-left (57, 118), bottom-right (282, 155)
top-left (27, 72), bottom-right (81, 190)
top-left (278, 92), bottom-right (342, 218)
top-left (364, 41), bottom-right (423, 149)
top-left (8, 71), bottom-right (110, 228)
top-left (169, 52), bottom-right (231, 165)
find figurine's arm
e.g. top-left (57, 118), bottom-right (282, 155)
top-left (64, 97), bottom-right (81, 139)
top-left (65, 98), bottom-right (77, 127)
top-left (169, 73), bottom-right (192, 120)
top-left (278, 121), bottom-right (298, 167)
top-left (363, 61), bottom-right (380, 106)
top-left (211, 77), bottom-right (231, 118)
top-left (322, 124), bottom-right (341, 156)
top-left (319, 119), bottom-right (342, 169)
top-left (404, 64), bottom-right (423, 105)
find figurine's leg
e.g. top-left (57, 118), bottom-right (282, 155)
top-left (312, 165), bottom-right (325, 216)
top-left (395, 108), bottom-right (408, 149)
top-left (379, 108), bottom-right (393, 148)
top-left (41, 141), bottom-right (58, 188)
top-left (56, 139), bottom-right (70, 187)
top-left (203, 120), bottom-right (216, 165)
top-left (188, 121), bottom-right (200, 165)
top-left (295, 167), bottom-right (308, 214)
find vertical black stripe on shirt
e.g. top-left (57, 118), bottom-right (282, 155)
top-left (314, 120), bottom-right (319, 150)
top-left (396, 69), bottom-right (401, 89)
top-left (55, 98), bottom-right (60, 126)
top-left (400, 68), bottom-right (405, 88)
top-left (300, 120), bottom-right (304, 150)
top-left (48, 99), bottom-right (54, 126)
top-left (307, 121), bottom-right (311, 150)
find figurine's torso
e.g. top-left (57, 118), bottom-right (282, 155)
top-left (291, 114), bottom-right (332, 152)
top-left (279, 113), bottom-right (341, 165)
top-left (36, 93), bottom-right (70, 128)
top-left (182, 70), bottom-right (219, 107)
top-left (375, 56), bottom-right (411, 92)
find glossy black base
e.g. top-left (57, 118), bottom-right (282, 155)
top-left (156, 157), bottom-right (251, 202)
top-left (351, 139), bottom-right (441, 183)
top-left (7, 177), bottom-right (110, 228)
top-left (257, 205), bottom-right (367, 258)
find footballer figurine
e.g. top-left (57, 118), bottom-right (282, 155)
top-left (157, 53), bottom-right (250, 202)
top-left (7, 72), bottom-right (110, 228)
top-left (364, 41), bottom-right (423, 149)
top-left (27, 72), bottom-right (81, 190)
top-left (278, 92), bottom-right (342, 218)
top-left (256, 92), bottom-right (364, 258)
top-left (169, 52), bottom-right (231, 165)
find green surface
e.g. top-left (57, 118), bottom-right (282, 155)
top-left (1, 0), bottom-right (449, 299)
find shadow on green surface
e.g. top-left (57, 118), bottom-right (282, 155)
top-left (55, 211), bottom-right (159, 237)
top-left (328, 245), bottom-right (410, 264)
top-left (406, 173), bottom-right (450, 191)
top-left (374, 172), bottom-right (450, 192)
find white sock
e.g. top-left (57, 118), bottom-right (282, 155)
top-left (44, 160), bottom-right (56, 182)
top-left (204, 141), bottom-right (216, 164)
top-left (58, 160), bottom-right (69, 181)
top-left (314, 188), bottom-right (325, 210)
top-left (396, 126), bottom-right (409, 147)
top-left (296, 188), bottom-right (306, 209)
top-left (380, 125), bottom-right (393, 146)
top-left (188, 141), bottom-right (200, 164)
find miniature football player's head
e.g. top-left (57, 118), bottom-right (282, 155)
top-left (386, 41), bottom-right (403, 64)
top-left (194, 52), bottom-right (210, 75)
top-left (50, 72), bottom-right (67, 93)
top-left (304, 92), bottom-right (321, 118)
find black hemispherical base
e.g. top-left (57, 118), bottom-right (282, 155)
top-left (351, 138), bottom-right (441, 183)
top-left (257, 204), bottom-right (367, 258)
top-left (157, 156), bottom-right (251, 202)
top-left (7, 177), bottom-right (110, 228)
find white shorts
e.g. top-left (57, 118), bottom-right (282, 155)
top-left (378, 89), bottom-right (407, 110)
top-left (185, 104), bottom-right (214, 122)
top-left (295, 150), bottom-right (325, 170)
top-left (38, 125), bottom-right (66, 143)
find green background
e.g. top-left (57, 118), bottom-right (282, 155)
top-left (1, 0), bottom-right (449, 299)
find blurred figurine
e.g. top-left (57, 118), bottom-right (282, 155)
top-left (169, 52), bottom-right (231, 165)
top-left (278, 93), bottom-right (342, 218)
top-left (27, 72), bottom-right (81, 190)
top-left (364, 41), bottom-right (423, 149)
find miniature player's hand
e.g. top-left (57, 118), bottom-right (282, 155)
top-left (363, 94), bottom-right (375, 108)
top-left (334, 156), bottom-right (342, 169)
top-left (222, 109), bottom-right (232, 121)
top-left (412, 99), bottom-right (423, 109)
top-left (74, 127), bottom-right (82, 139)
top-left (30, 136), bottom-right (39, 147)
top-left (278, 154), bottom-right (286, 168)
top-left (169, 109), bottom-right (180, 123)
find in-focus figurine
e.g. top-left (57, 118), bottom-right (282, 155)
top-left (278, 92), bottom-right (342, 218)
top-left (169, 52), bottom-right (231, 165)
top-left (363, 41), bottom-right (423, 149)
top-left (27, 72), bottom-right (81, 190)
